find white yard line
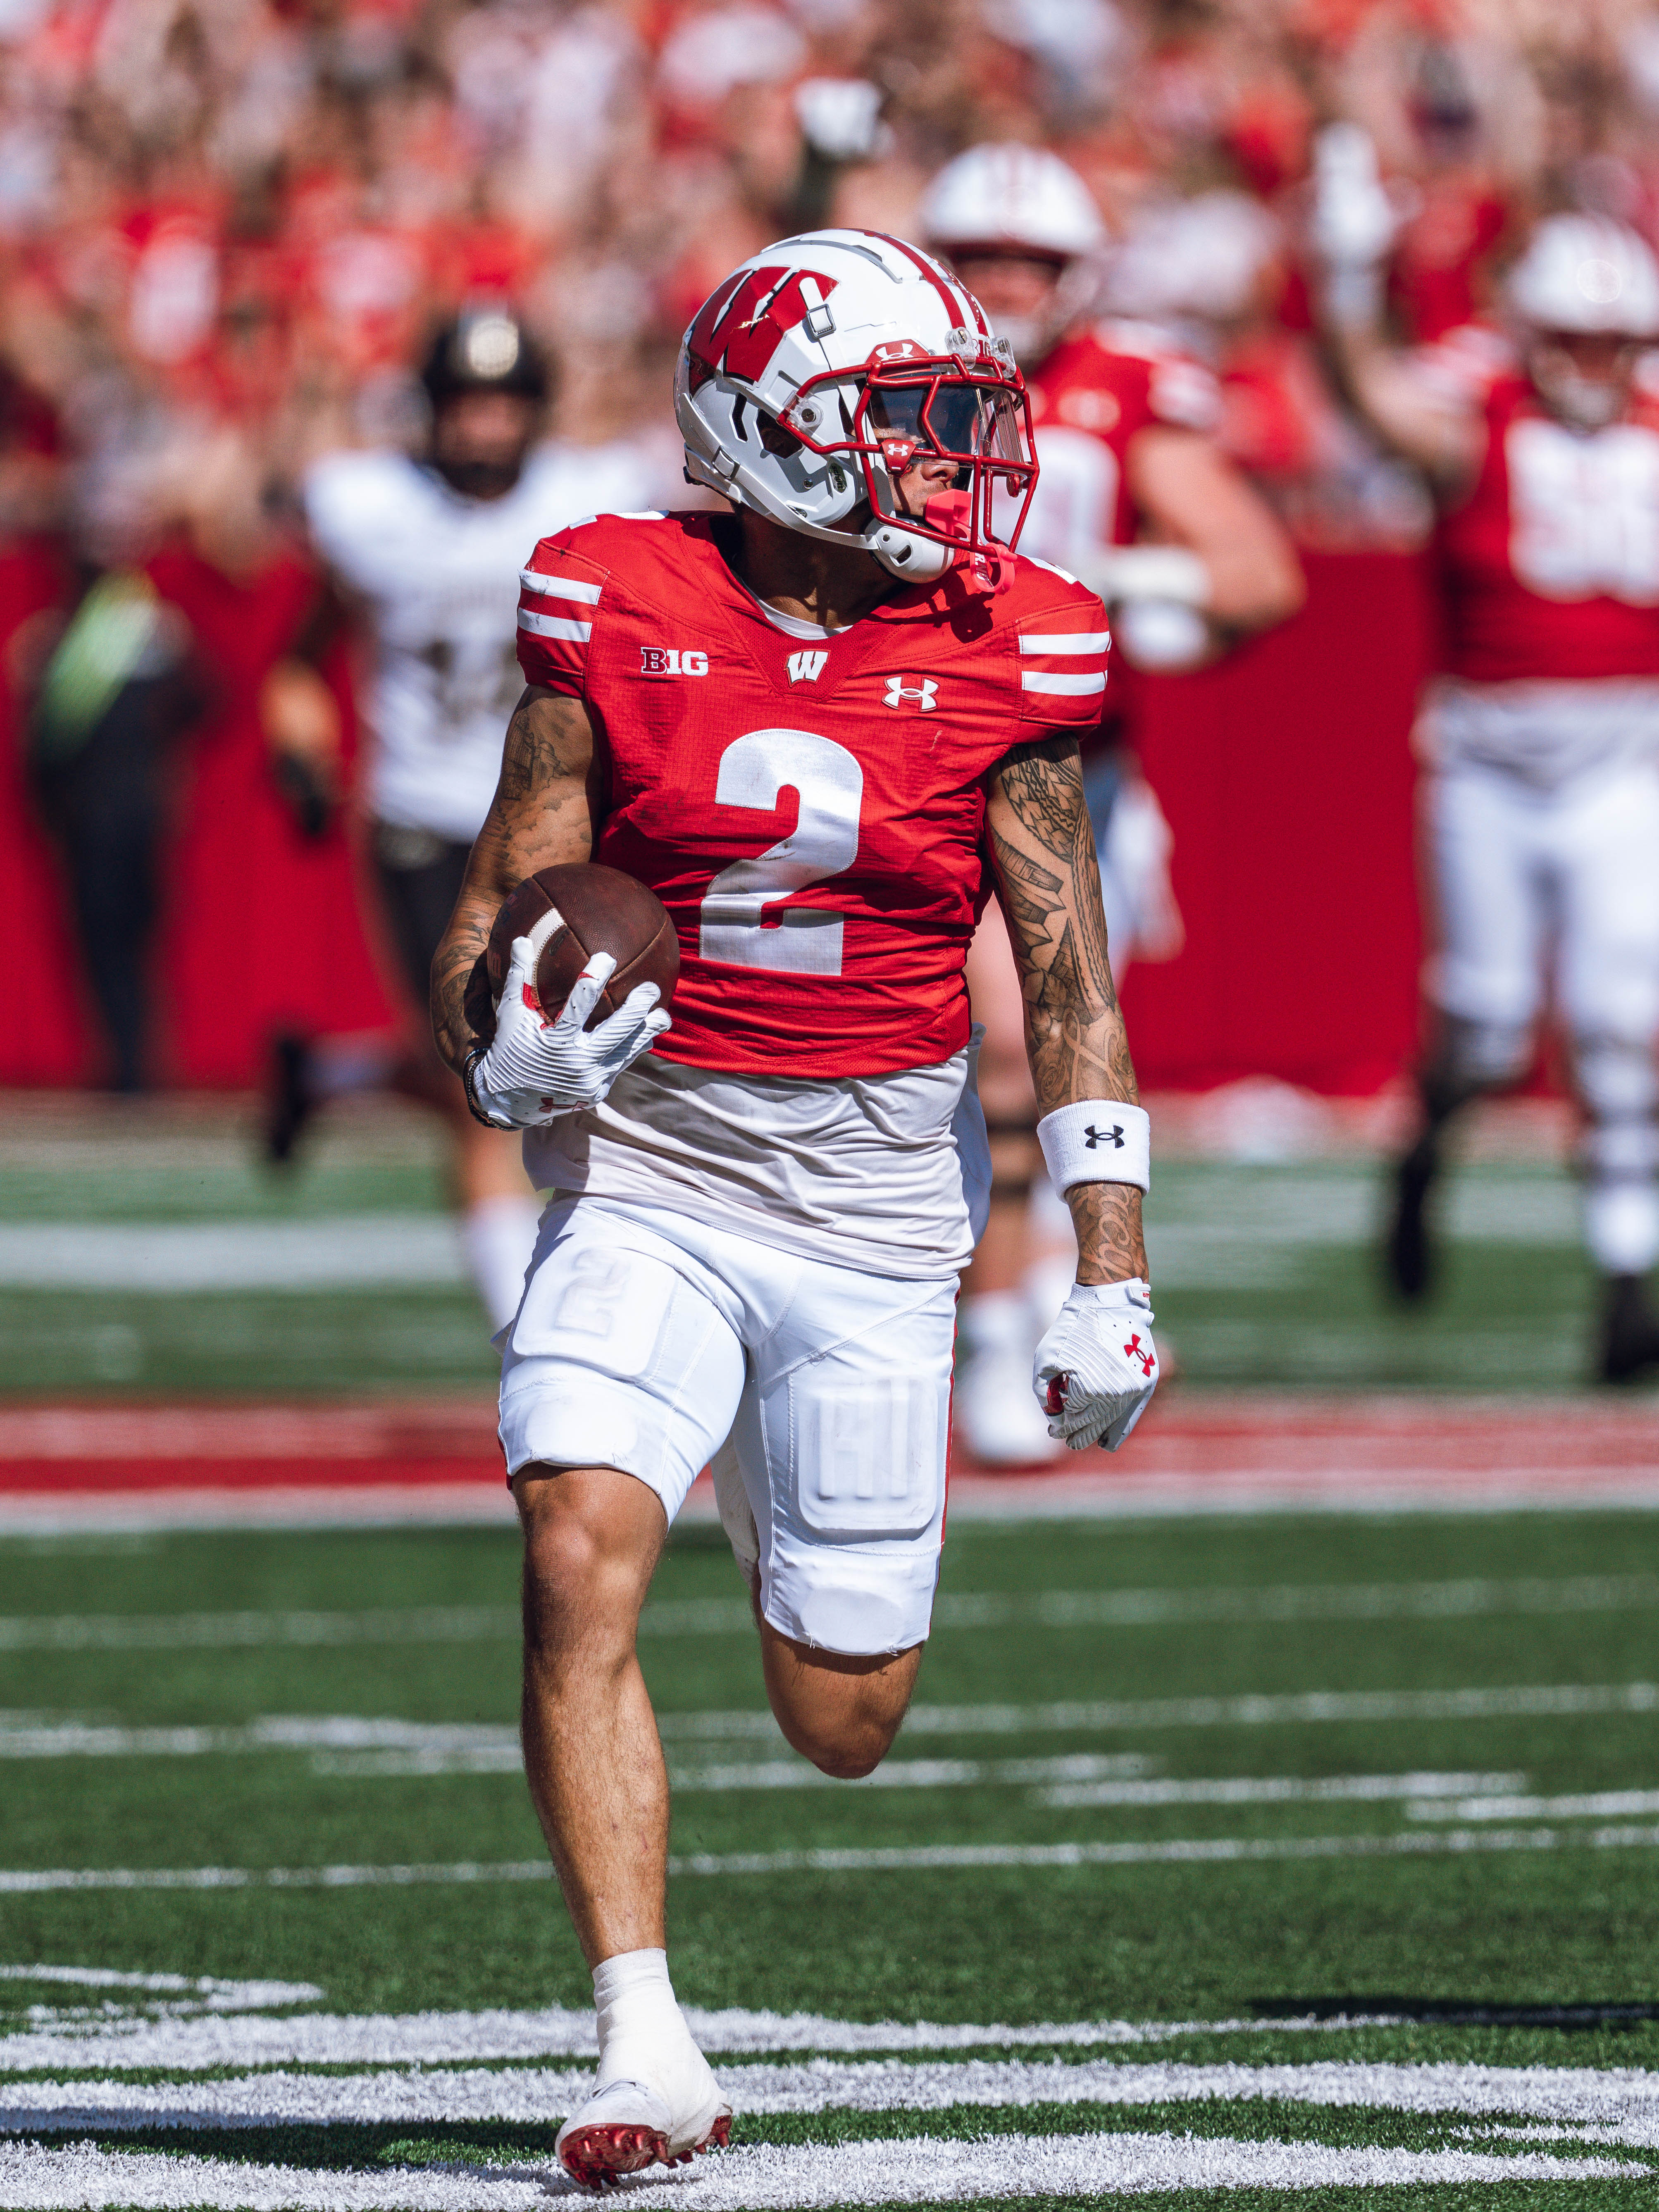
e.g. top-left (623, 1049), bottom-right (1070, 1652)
top-left (675, 1682), bottom-right (1657, 1739)
top-left (12, 2052), bottom-right (1659, 2138)
top-left (0, 1218), bottom-right (465, 1290)
top-left (0, 2132), bottom-right (1638, 2208)
top-left (0, 1966), bottom-right (318, 2007)
top-left (6, 1821), bottom-right (1659, 1914)
top-left (1412, 1787), bottom-right (1659, 1823)
top-left (0, 1679), bottom-right (1650, 1750)
top-left (6, 1576), bottom-right (1658, 1651)
top-left (0, 2005), bottom-right (1381, 2076)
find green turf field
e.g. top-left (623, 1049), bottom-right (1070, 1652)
top-left (5, 1509), bottom-right (1659, 2205)
top-left (0, 1094), bottom-right (1633, 1397)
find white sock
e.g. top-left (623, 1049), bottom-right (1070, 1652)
top-left (1586, 1182), bottom-right (1659, 1275)
top-left (462, 1194), bottom-right (541, 1332)
top-left (593, 1948), bottom-right (686, 2085)
top-left (958, 1290), bottom-right (1027, 1358)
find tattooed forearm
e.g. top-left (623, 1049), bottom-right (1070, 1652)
top-left (429, 686), bottom-right (599, 1072)
top-left (986, 736), bottom-right (1139, 1113)
top-left (985, 732), bottom-right (1148, 1283)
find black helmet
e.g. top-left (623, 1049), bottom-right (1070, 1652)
top-left (420, 307), bottom-right (551, 410)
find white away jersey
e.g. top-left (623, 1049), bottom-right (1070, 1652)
top-left (305, 441), bottom-right (658, 840)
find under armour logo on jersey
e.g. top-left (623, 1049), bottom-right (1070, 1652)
top-left (1123, 1332), bottom-right (1155, 1377)
top-left (788, 650), bottom-right (829, 684)
top-left (884, 676), bottom-right (938, 711)
top-left (1083, 1123), bottom-right (1125, 1150)
top-left (639, 647), bottom-right (709, 677)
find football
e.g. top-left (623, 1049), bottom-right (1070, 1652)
top-left (464, 863), bottom-right (679, 1042)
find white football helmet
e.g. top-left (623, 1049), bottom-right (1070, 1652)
top-left (1506, 215), bottom-right (1659, 338)
top-left (676, 228), bottom-right (1038, 582)
top-left (920, 142), bottom-right (1106, 364)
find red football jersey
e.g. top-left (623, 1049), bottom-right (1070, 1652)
top-left (1438, 372), bottom-right (1659, 683)
top-left (1021, 321), bottom-right (1221, 567)
top-left (515, 510), bottom-right (1110, 1077)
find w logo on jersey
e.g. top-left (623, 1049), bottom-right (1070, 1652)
top-left (884, 676), bottom-right (938, 712)
top-left (787, 650), bottom-right (829, 684)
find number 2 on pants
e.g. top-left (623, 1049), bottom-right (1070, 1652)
top-left (698, 727), bottom-right (864, 976)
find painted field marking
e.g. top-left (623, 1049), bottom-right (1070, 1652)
top-left (1411, 1787), bottom-right (1659, 1823)
top-left (12, 2051), bottom-right (1659, 2137)
top-left (0, 1965), bottom-right (319, 2006)
top-left (0, 1685), bottom-right (1649, 1764)
top-left (0, 1217), bottom-right (465, 1291)
top-left (682, 1680), bottom-right (1659, 1739)
top-left (0, 2001), bottom-right (1429, 2076)
top-left (5, 1575), bottom-right (1658, 1653)
top-left (0, 2131), bottom-right (1640, 2207)
top-left (9, 1821), bottom-right (1659, 1902)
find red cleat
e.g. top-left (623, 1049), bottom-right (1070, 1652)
top-left (557, 2120), bottom-right (668, 2188)
top-left (556, 2083), bottom-right (732, 2189)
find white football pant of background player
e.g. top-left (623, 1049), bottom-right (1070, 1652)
top-left (1428, 754), bottom-right (1659, 1274)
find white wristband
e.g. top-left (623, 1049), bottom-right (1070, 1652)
top-left (1083, 544), bottom-right (1211, 608)
top-left (1037, 1101), bottom-right (1150, 1194)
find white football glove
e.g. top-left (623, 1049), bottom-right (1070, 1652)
top-left (467, 937), bottom-right (670, 1129)
top-left (1309, 122), bottom-right (1400, 270)
top-left (1033, 1278), bottom-right (1159, 1453)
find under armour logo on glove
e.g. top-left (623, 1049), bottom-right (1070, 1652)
top-left (1083, 1123), bottom-right (1125, 1149)
top-left (1123, 1331), bottom-right (1156, 1377)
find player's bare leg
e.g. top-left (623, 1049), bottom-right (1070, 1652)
top-left (758, 1624), bottom-right (922, 1778)
top-left (514, 1464), bottom-right (732, 2183)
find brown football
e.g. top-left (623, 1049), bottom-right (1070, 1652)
top-left (463, 863), bottom-right (679, 1043)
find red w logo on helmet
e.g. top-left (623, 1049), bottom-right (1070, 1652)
top-left (686, 266), bottom-right (838, 390)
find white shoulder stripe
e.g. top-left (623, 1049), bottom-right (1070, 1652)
top-left (518, 608), bottom-right (592, 643)
top-left (1021, 670), bottom-right (1107, 696)
top-left (519, 571), bottom-right (603, 603)
top-left (1019, 632), bottom-right (1111, 655)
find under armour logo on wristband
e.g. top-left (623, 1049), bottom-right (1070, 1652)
top-left (1123, 1332), bottom-right (1155, 1376)
top-left (1084, 1123), bottom-right (1125, 1149)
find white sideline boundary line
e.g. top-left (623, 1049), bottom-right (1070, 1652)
top-left (0, 2132), bottom-right (1639, 2207)
top-left (7, 1820), bottom-right (1659, 1895)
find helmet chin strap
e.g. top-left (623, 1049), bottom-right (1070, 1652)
top-left (866, 521), bottom-right (956, 580)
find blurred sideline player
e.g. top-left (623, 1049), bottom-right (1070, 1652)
top-left (430, 229), bottom-right (1160, 2182)
top-left (923, 144), bottom-right (1305, 1459)
top-left (263, 306), bottom-right (656, 1329)
top-left (1316, 132), bottom-right (1659, 1380)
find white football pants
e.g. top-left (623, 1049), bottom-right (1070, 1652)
top-left (499, 1197), bottom-right (957, 1655)
top-left (1425, 756), bottom-right (1659, 1273)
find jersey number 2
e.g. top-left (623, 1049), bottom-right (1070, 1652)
top-left (698, 727), bottom-right (863, 976)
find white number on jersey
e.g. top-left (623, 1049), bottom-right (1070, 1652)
top-left (698, 727), bottom-right (863, 976)
top-left (1018, 426), bottom-right (1122, 572)
top-left (1507, 419), bottom-right (1659, 604)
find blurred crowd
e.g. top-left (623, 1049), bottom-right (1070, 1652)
top-left (5, 0), bottom-right (1659, 560)
top-left (7, 0), bottom-right (1659, 1095)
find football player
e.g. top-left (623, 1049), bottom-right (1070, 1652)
top-left (430, 231), bottom-right (1161, 2184)
top-left (1316, 137), bottom-right (1659, 1380)
top-left (922, 145), bottom-right (1305, 1460)
top-left (263, 306), bottom-right (657, 1328)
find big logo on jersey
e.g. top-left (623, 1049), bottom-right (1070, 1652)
top-left (685, 267), bottom-right (839, 392)
top-left (1507, 420), bottom-right (1659, 604)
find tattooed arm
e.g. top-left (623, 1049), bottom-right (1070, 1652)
top-left (430, 685), bottom-right (601, 1073)
top-left (984, 734), bottom-right (1148, 1286)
